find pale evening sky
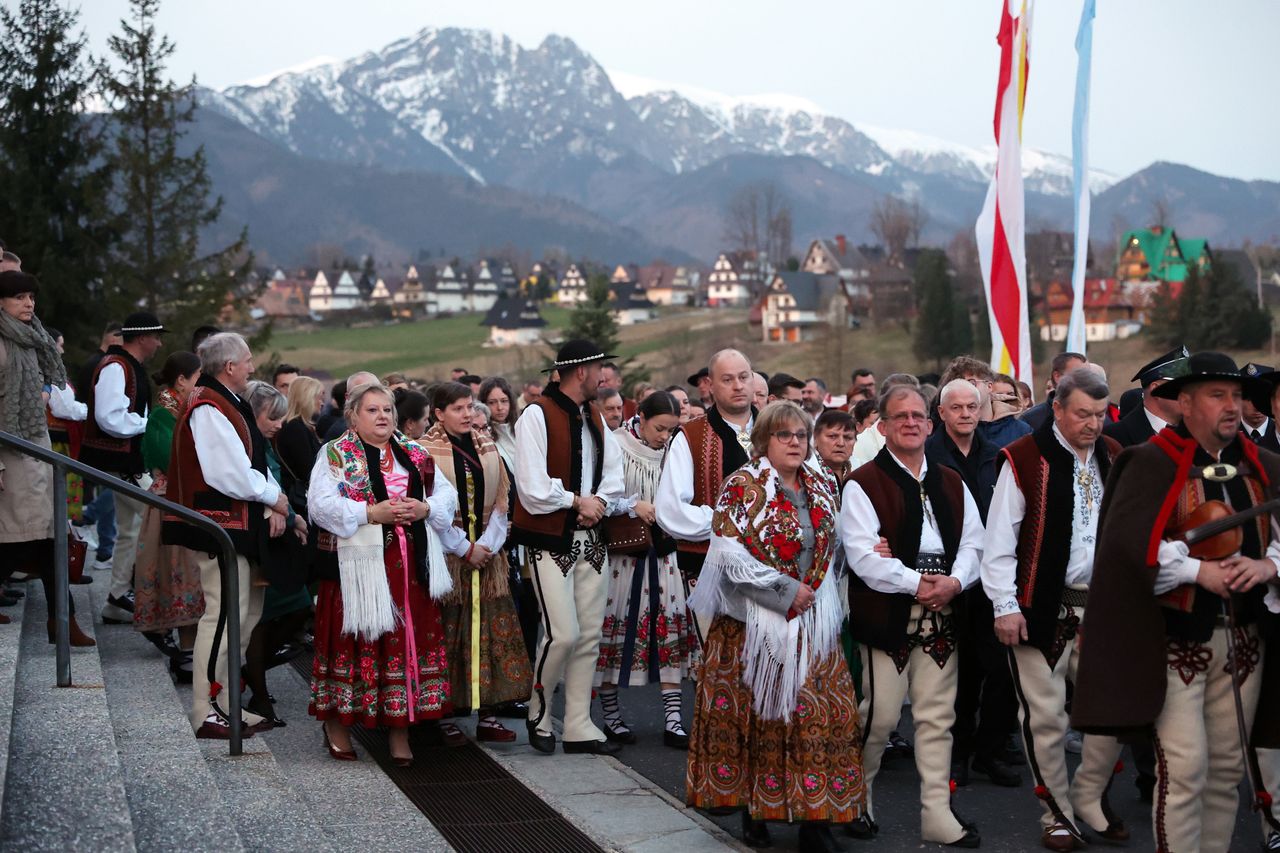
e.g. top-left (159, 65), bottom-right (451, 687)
top-left (61, 0), bottom-right (1280, 182)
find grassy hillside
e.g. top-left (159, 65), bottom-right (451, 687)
top-left (267, 306), bottom-right (1280, 400)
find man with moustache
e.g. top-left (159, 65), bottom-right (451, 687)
top-left (1074, 353), bottom-right (1280, 853)
top-left (656, 349), bottom-right (756, 646)
top-left (513, 339), bottom-right (625, 756)
top-left (842, 384), bottom-right (985, 848)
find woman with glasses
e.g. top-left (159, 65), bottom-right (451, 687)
top-left (686, 401), bottom-right (865, 850)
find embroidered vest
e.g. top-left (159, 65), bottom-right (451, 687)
top-left (1000, 429), bottom-right (1120, 652)
top-left (80, 346), bottom-right (150, 475)
top-left (162, 381), bottom-right (266, 558)
top-left (846, 455), bottom-right (965, 654)
top-left (511, 390), bottom-right (606, 553)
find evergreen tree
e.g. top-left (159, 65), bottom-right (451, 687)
top-left (912, 249), bottom-right (961, 369)
top-left (565, 273), bottom-right (620, 354)
top-left (1144, 281), bottom-right (1181, 347)
top-left (100, 0), bottom-right (250, 346)
top-left (0, 0), bottom-right (116, 363)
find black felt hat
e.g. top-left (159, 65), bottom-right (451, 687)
top-left (686, 366), bottom-right (709, 386)
top-left (542, 338), bottom-right (615, 374)
top-left (119, 311), bottom-right (167, 337)
top-left (0, 270), bottom-right (37, 298)
top-left (1131, 346), bottom-right (1189, 386)
top-left (1242, 361), bottom-right (1280, 411)
top-left (1151, 352), bottom-right (1270, 399)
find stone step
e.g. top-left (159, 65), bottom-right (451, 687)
top-left (0, 581), bottom-right (136, 852)
top-left (86, 580), bottom-right (247, 853)
top-left (260, 661), bottom-right (454, 851)
top-left (0, 588), bottom-right (28, 822)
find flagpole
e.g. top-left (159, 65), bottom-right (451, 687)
top-left (1066, 0), bottom-right (1096, 355)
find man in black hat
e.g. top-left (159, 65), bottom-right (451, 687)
top-left (80, 311), bottom-right (166, 624)
top-left (687, 366), bottom-right (712, 410)
top-left (512, 339), bottom-right (624, 755)
top-left (1103, 346), bottom-right (1188, 448)
top-left (1074, 352), bottom-right (1280, 852)
top-left (1240, 362), bottom-right (1280, 452)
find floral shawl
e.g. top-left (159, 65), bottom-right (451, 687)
top-left (324, 429), bottom-right (450, 638)
top-left (688, 456), bottom-right (842, 721)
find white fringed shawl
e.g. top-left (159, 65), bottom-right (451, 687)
top-left (687, 457), bottom-right (842, 721)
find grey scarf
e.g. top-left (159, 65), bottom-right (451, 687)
top-left (0, 311), bottom-right (68, 439)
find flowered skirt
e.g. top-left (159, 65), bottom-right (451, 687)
top-left (686, 615), bottom-right (866, 823)
top-left (50, 439), bottom-right (84, 520)
top-left (132, 504), bottom-right (204, 632)
top-left (595, 549), bottom-right (696, 686)
top-left (439, 554), bottom-right (531, 709)
top-left (309, 539), bottom-right (451, 727)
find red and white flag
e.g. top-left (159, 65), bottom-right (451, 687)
top-left (977, 0), bottom-right (1035, 384)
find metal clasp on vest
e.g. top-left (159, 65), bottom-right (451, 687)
top-left (1203, 463), bottom-right (1237, 482)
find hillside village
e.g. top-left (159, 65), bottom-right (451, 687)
top-left (246, 226), bottom-right (1272, 350)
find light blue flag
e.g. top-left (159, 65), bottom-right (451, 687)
top-left (1066, 0), bottom-right (1095, 355)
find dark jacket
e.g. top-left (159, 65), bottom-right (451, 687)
top-left (1020, 394), bottom-right (1054, 431)
top-left (1103, 404), bottom-right (1160, 449)
top-left (925, 427), bottom-right (999, 522)
top-left (1241, 419), bottom-right (1280, 453)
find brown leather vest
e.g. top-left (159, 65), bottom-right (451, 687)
top-left (511, 392), bottom-right (606, 553)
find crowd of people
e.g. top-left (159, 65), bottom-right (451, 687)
top-left (4, 258), bottom-right (1280, 853)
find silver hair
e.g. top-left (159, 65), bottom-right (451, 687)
top-left (1056, 366), bottom-right (1110, 402)
top-left (346, 370), bottom-right (378, 389)
top-left (939, 378), bottom-right (980, 407)
top-left (245, 380), bottom-right (287, 421)
top-left (471, 399), bottom-right (491, 420)
top-left (196, 332), bottom-right (250, 378)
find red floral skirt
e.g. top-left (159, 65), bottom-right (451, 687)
top-left (309, 537), bottom-right (452, 728)
top-left (686, 615), bottom-right (865, 823)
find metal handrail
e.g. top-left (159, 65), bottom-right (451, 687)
top-left (0, 430), bottom-right (246, 755)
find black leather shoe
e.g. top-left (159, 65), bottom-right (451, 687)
top-left (663, 729), bottom-right (689, 749)
top-left (741, 813), bottom-right (772, 848)
top-left (493, 701), bottom-right (529, 718)
top-left (946, 827), bottom-right (981, 848)
top-left (562, 738), bottom-right (622, 755)
top-left (972, 753), bottom-right (1022, 787)
top-left (526, 721), bottom-right (555, 754)
top-left (604, 722), bottom-right (637, 744)
top-left (798, 822), bottom-right (842, 852)
top-left (1001, 735), bottom-right (1027, 765)
top-left (844, 815), bottom-right (879, 839)
top-left (952, 758), bottom-right (970, 787)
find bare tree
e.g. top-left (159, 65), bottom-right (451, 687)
top-left (724, 181), bottom-right (793, 269)
top-left (1150, 195), bottom-right (1173, 230)
top-left (869, 195), bottom-right (922, 264)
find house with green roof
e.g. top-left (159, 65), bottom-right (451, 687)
top-left (1115, 226), bottom-right (1212, 285)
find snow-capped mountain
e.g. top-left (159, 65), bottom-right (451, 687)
top-left (209, 27), bottom-right (1114, 201)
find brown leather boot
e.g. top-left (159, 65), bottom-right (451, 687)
top-left (47, 617), bottom-right (96, 647)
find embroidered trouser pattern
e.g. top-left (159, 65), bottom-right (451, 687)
top-left (526, 531), bottom-right (610, 742)
top-left (1007, 604), bottom-right (1122, 834)
top-left (857, 603), bottom-right (964, 845)
top-left (1152, 625), bottom-right (1263, 853)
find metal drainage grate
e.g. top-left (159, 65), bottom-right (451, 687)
top-left (291, 654), bottom-right (604, 853)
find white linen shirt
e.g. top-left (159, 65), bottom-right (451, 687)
top-left (93, 362), bottom-right (147, 438)
top-left (654, 414), bottom-right (753, 542)
top-left (982, 424), bottom-right (1103, 617)
top-left (306, 449), bottom-right (458, 540)
top-left (190, 403), bottom-right (280, 507)
top-left (513, 402), bottom-right (624, 515)
top-left (841, 449), bottom-right (984, 596)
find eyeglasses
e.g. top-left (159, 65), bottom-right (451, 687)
top-left (772, 429), bottom-right (809, 444)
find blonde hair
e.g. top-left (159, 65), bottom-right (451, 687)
top-left (749, 401), bottom-right (812, 460)
top-left (285, 375), bottom-right (324, 424)
top-left (343, 382), bottom-right (398, 428)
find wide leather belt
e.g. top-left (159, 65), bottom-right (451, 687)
top-left (1061, 587), bottom-right (1089, 608)
top-left (916, 553), bottom-right (952, 575)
